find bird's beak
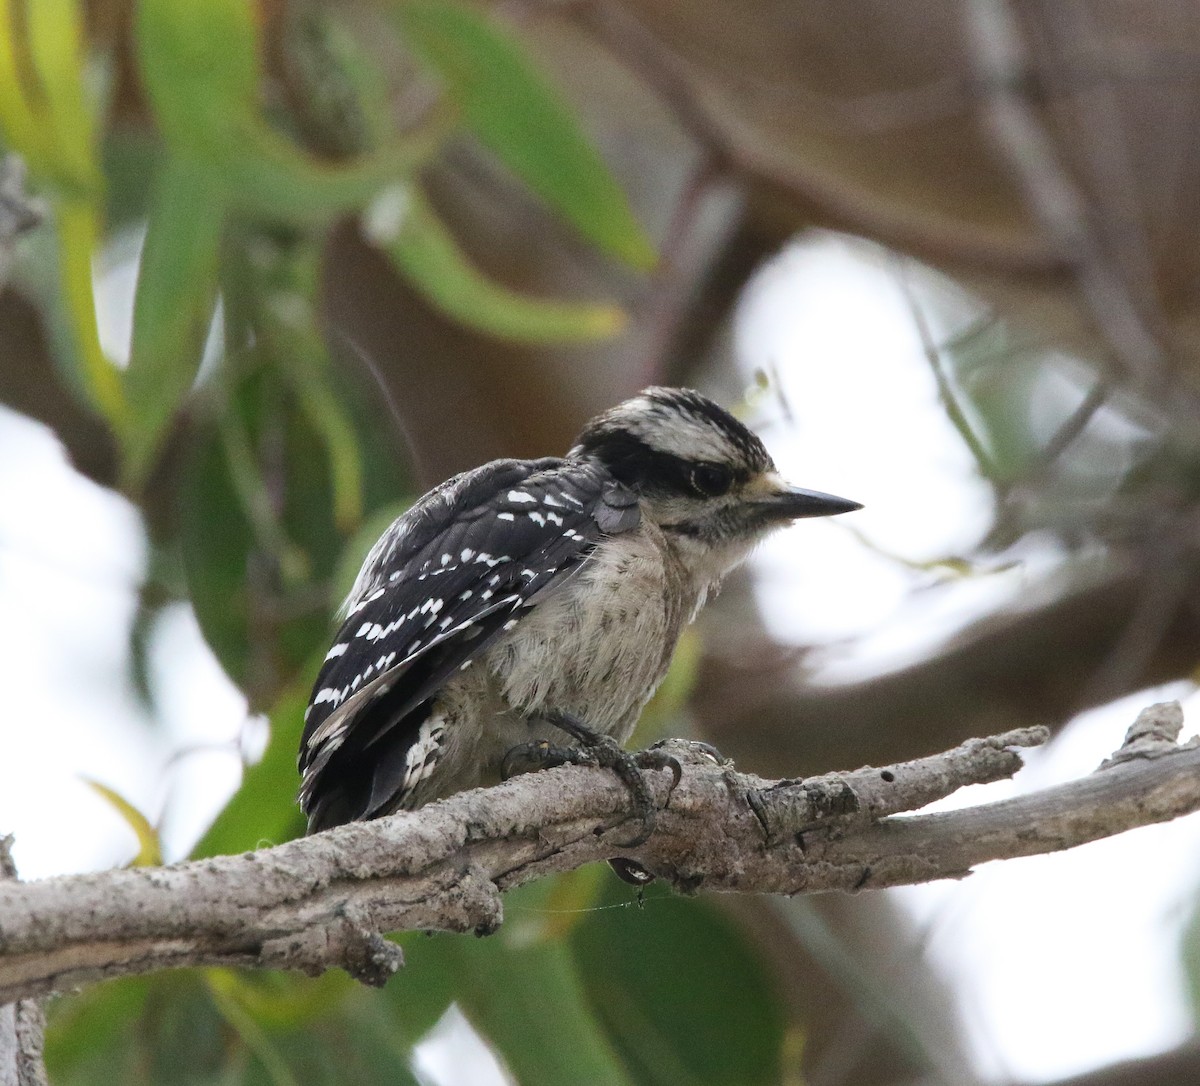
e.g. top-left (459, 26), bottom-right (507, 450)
top-left (755, 474), bottom-right (862, 521)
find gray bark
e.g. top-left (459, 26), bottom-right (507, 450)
top-left (0, 839), bottom-right (46, 1086)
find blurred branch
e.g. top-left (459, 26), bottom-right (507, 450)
top-left (894, 256), bottom-right (1000, 479)
top-left (573, 1), bottom-right (1053, 270)
top-left (1031, 1041), bottom-right (1200, 1086)
top-left (2, 704), bottom-right (1199, 1004)
top-left (0, 156), bottom-right (42, 278)
top-left (0, 838), bottom-right (46, 1086)
top-left (961, 0), bottom-right (1178, 401)
top-left (697, 559), bottom-right (1200, 775)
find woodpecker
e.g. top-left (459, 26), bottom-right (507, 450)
top-left (299, 387), bottom-right (860, 837)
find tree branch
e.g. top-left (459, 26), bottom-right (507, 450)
top-left (1, 704), bottom-right (1197, 1004)
top-left (0, 838), bottom-right (47, 1086)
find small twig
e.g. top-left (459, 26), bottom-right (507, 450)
top-left (986, 377), bottom-right (1111, 545)
top-left (893, 258), bottom-right (1000, 481)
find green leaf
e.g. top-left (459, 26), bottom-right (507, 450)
top-left (48, 971), bottom-right (422, 1086)
top-left (570, 882), bottom-right (788, 1086)
top-left (179, 362), bottom-right (337, 696)
top-left (523, 864), bottom-right (608, 943)
top-left (134, 974), bottom-right (233, 1085)
top-left (0, 0), bottom-right (129, 429)
top-left (179, 404), bottom-right (257, 688)
top-left (45, 977), bottom-right (152, 1082)
top-left (101, 128), bottom-right (162, 227)
top-left (403, 881), bottom-right (633, 1086)
top-left (220, 129), bottom-right (425, 226)
top-left (381, 934), bottom-right (460, 1044)
top-left (281, 5), bottom-right (396, 156)
top-left (396, 0), bottom-right (655, 270)
top-left (136, 0), bottom-right (429, 227)
top-left (124, 152), bottom-right (226, 486)
top-left (252, 242), bottom-right (365, 534)
top-left (366, 184), bottom-right (627, 343)
top-left (134, 0), bottom-right (260, 150)
top-left (82, 779), bottom-right (163, 867)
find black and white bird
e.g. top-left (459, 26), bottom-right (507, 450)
top-left (299, 387), bottom-right (859, 837)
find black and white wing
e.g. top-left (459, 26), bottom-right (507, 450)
top-left (299, 456), bottom-right (639, 831)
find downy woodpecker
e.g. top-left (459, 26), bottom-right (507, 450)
top-left (299, 387), bottom-right (859, 837)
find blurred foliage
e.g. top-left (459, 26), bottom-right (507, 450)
top-left (4, 0), bottom-right (807, 1081)
top-left (80, 780), bottom-right (163, 867)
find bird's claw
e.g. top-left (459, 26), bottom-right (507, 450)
top-left (634, 747), bottom-right (683, 793)
top-left (501, 739), bottom-right (582, 780)
top-left (500, 711), bottom-right (681, 848)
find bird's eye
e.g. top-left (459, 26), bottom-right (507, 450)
top-left (689, 463), bottom-right (734, 497)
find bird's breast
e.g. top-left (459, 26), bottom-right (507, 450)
top-left (485, 526), bottom-right (698, 743)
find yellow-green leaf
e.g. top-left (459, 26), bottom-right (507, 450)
top-left (82, 778), bottom-right (162, 867)
top-left (56, 199), bottom-right (128, 429)
top-left (0, 0), bottom-right (124, 428)
top-left (0, 0), bottom-right (100, 194)
top-left (25, 0), bottom-right (102, 192)
top-left (0, 2), bottom-right (55, 174)
top-left (366, 184), bottom-right (627, 343)
top-left (396, 0), bottom-right (656, 270)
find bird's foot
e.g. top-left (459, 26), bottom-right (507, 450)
top-left (501, 711), bottom-right (682, 848)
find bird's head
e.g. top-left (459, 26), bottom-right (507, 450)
top-left (570, 387), bottom-right (860, 574)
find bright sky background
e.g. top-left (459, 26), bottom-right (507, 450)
top-left (734, 234), bottom-right (1200, 1084)
top-left (1, 231), bottom-right (1198, 1084)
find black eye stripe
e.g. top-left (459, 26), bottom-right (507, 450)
top-left (577, 430), bottom-right (749, 496)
